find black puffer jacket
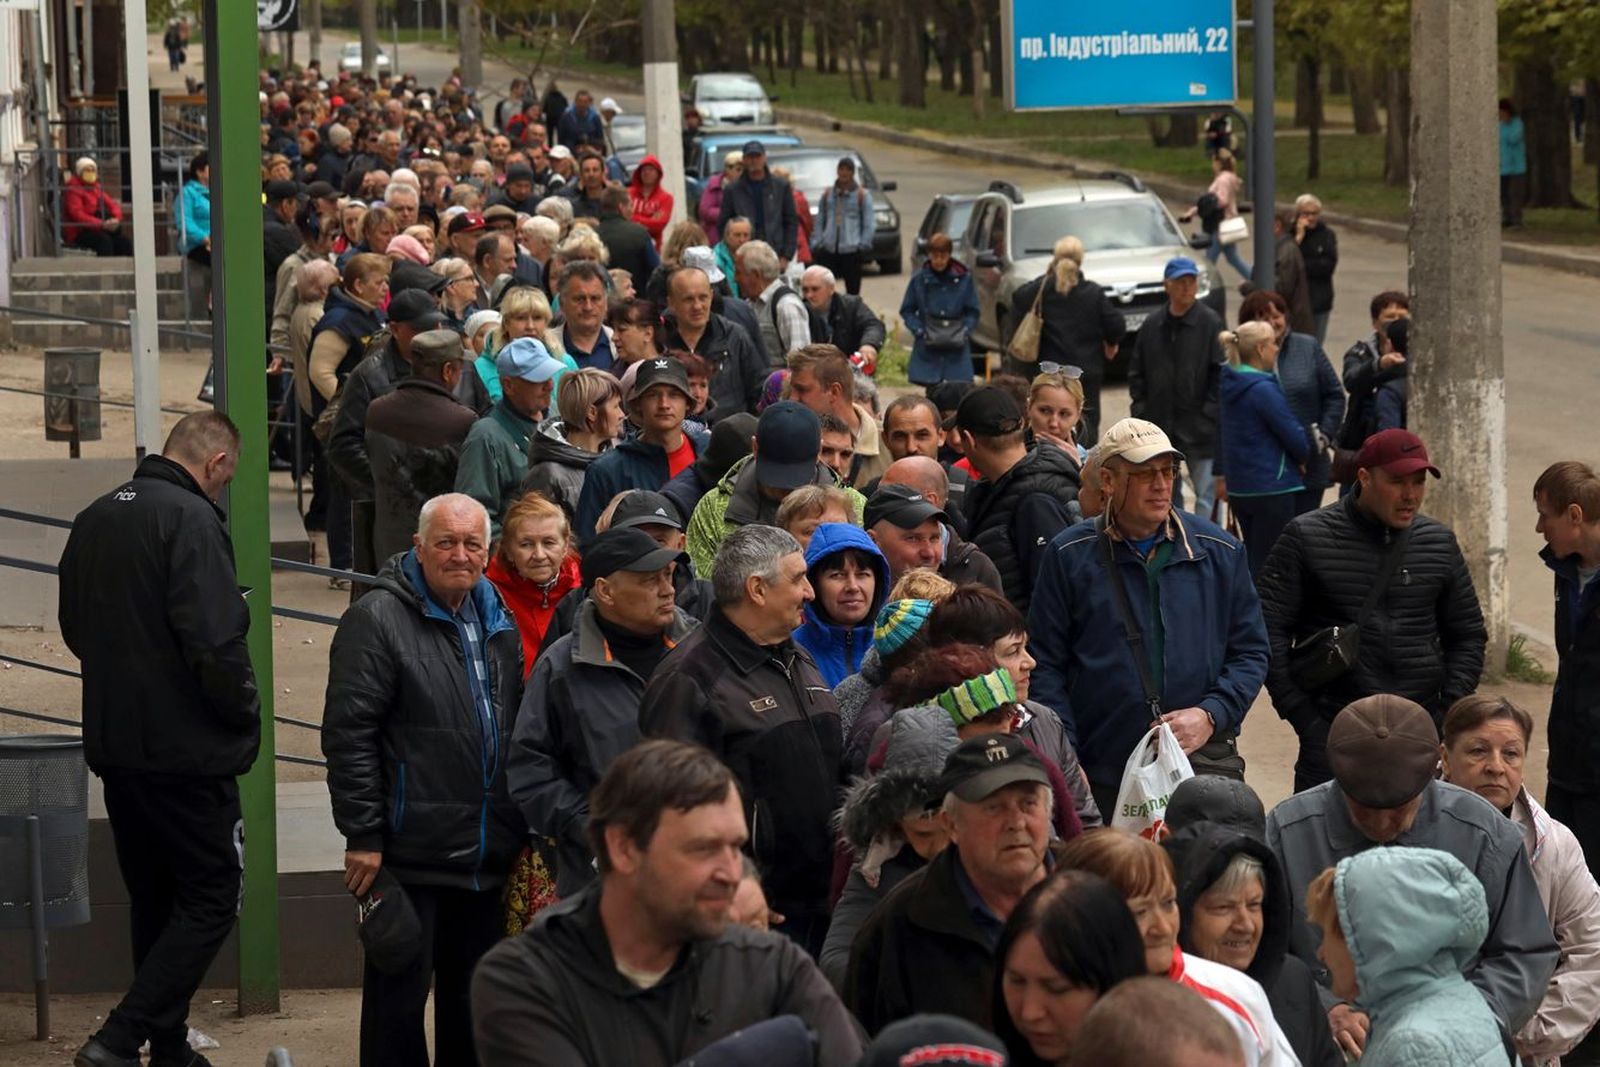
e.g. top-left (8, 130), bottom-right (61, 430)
top-left (820, 292), bottom-right (888, 356)
top-left (1129, 301), bottom-right (1226, 458)
top-left (520, 417), bottom-right (604, 523)
top-left (662, 312), bottom-right (769, 422)
top-left (1165, 824), bottom-right (1342, 1067)
top-left (58, 456), bottom-right (261, 777)
top-left (1010, 272), bottom-right (1126, 378)
top-left (322, 552), bottom-right (525, 889)
top-left (327, 333), bottom-right (408, 500)
top-left (1257, 492), bottom-right (1487, 730)
top-left (963, 445), bottom-right (1082, 612)
top-left (639, 605), bottom-right (843, 919)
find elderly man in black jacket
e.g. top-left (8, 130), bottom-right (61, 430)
top-left (473, 741), bottom-right (862, 1064)
top-left (721, 141), bottom-right (800, 263)
top-left (508, 529), bottom-right (699, 896)
top-left (639, 524), bottom-right (842, 956)
top-left (322, 492), bottom-right (525, 1067)
top-left (1257, 430), bottom-right (1487, 792)
top-left (1129, 257), bottom-right (1226, 517)
top-left (800, 264), bottom-right (886, 371)
top-left (58, 412), bottom-right (260, 1067)
top-left (661, 264), bottom-right (769, 422)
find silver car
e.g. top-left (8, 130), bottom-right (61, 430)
top-left (961, 175), bottom-right (1224, 355)
top-left (686, 72), bottom-right (775, 127)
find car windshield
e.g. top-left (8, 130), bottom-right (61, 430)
top-left (611, 122), bottom-right (647, 153)
top-left (767, 154), bottom-right (876, 196)
top-left (697, 77), bottom-right (766, 102)
top-left (1015, 199), bottom-right (1182, 255)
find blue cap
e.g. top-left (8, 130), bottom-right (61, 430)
top-left (1164, 256), bottom-right (1200, 280)
top-left (742, 139), bottom-right (766, 157)
top-left (496, 337), bottom-right (564, 383)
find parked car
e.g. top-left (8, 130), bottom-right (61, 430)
top-left (959, 175), bottom-right (1223, 359)
top-left (685, 72), bottom-right (776, 127)
top-left (685, 126), bottom-right (803, 180)
top-left (338, 43), bottom-right (390, 73)
top-left (763, 146), bottom-right (902, 275)
top-left (911, 193), bottom-right (981, 272)
top-left (610, 115), bottom-right (650, 175)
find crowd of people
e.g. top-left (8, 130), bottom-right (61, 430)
top-left (51, 61), bottom-right (1600, 1067)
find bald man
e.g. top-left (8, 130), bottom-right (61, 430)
top-left (879, 456), bottom-right (1002, 593)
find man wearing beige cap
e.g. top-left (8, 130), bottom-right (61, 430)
top-left (1028, 416), bottom-right (1268, 817)
top-left (1266, 694), bottom-right (1557, 1060)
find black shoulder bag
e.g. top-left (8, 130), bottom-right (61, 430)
top-left (1101, 531), bottom-right (1244, 780)
top-left (1289, 528), bottom-right (1409, 691)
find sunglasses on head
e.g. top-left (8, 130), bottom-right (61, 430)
top-left (1038, 362), bottom-right (1084, 379)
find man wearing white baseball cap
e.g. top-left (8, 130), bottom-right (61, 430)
top-left (1026, 416), bottom-right (1270, 817)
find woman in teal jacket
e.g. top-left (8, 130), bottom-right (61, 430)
top-left (179, 152), bottom-right (211, 265)
top-left (1500, 98), bottom-right (1527, 227)
top-left (1307, 847), bottom-right (1514, 1066)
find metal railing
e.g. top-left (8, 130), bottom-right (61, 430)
top-left (0, 505), bottom-right (384, 769)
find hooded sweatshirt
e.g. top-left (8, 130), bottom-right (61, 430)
top-left (1218, 363), bottom-right (1312, 496)
top-left (1335, 846), bottom-right (1512, 1067)
top-left (627, 154), bottom-right (674, 247)
top-left (793, 523), bottom-right (889, 687)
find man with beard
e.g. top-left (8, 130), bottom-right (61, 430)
top-left (472, 740), bottom-right (861, 1064)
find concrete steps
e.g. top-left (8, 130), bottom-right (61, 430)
top-left (7, 255), bottom-right (209, 348)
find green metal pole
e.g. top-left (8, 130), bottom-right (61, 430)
top-left (204, 0), bottom-right (281, 1015)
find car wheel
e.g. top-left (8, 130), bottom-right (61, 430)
top-left (876, 256), bottom-right (902, 276)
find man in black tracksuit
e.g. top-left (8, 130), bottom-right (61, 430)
top-left (639, 525), bottom-right (842, 956)
top-left (58, 412), bottom-right (260, 1067)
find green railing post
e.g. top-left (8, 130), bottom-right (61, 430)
top-left (204, 0), bottom-right (281, 1014)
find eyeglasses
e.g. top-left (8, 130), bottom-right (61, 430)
top-left (1038, 362), bottom-right (1084, 379)
top-left (1123, 464), bottom-right (1178, 485)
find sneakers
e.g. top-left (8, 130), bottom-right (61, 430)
top-left (72, 1036), bottom-right (140, 1067)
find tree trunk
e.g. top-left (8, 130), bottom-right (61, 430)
top-left (850, 15), bottom-right (874, 104)
top-left (897, 0), bottom-right (925, 107)
top-left (957, 34), bottom-right (974, 97)
top-left (878, 13), bottom-right (893, 81)
top-left (1306, 57), bottom-right (1322, 180)
top-left (1328, 56), bottom-right (1347, 95)
top-left (936, 26), bottom-right (958, 92)
top-left (1585, 79), bottom-right (1600, 167)
top-left (308, 0), bottom-right (323, 67)
top-left (1146, 114), bottom-right (1199, 148)
top-left (986, 13), bottom-right (1002, 97)
top-left (1294, 56), bottom-right (1317, 128)
top-left (1347, 58), bottom-right (1382, 135)
top-left (968, 0), bottom-right (985, 120)
top-left (790, 15), bottom-right (804, 83)
top-left (1514, 55), bottom-right (1578, 208)
top-left (1383, 64), bottom-right (1410, 186)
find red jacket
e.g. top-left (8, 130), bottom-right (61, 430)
top-left (794, 188), bottom-right (814, 265)
top-left (627, 155), bottom-right (674, 247)
top-left (487, 552), bottom-right (582, 678)
top-left (62, 176), bottom-right (123, 242)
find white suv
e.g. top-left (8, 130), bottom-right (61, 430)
top-left (961, 175), bottom-right (1225, 355)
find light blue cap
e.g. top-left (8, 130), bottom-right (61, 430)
top-left (496, 337), bottom-right (564, 383)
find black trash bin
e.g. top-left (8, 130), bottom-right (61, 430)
top-left (0, 734), bottom-right (91, 1039)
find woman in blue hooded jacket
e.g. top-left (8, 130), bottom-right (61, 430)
top-left (1218, 319), bottom-right (1312, 577)
top-left (1307, 847), bottom-right (1513, 1067)
top-left (793, 522), bottom-right (888, 687)
top-left (899, 233), bottom-right (980, 386)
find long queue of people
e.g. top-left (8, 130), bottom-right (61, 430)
top-left (51, 61), bottom-right (1600, 1067)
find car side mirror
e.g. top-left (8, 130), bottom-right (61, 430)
top-left (768, 94), bottom-right (781, 103)
top-left (976, 251), bottom-right (1001, 269)
top-left (1188, 233), bottom-right (1211, 249)
top-left (881, 180), bottom-right (897, 192)
top-left (914, 237), bottom-right (928, 252)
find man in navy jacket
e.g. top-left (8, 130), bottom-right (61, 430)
top-left (1027, 417), bottom-right (1269, 817)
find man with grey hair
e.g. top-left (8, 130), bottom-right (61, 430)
top-left (800, 264), bottom-right (885, 373)
top-left (736, 239), bottom-right (811, 365)
top-left (845, 733), bottom-right (1054, 1033)
top-left (640, 524), bottom-right (842, 955)
top-left (383, 182), bottom-right (420, 229)
top-left (323, 491), bottom-right (525, 1066)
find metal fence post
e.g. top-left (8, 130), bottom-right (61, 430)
top-left (26, 814), bottom-right (48, 1040)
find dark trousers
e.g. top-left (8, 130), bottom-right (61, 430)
top-left (97, 772), bottom-right (243, 1059)
top-left (359, 883), bottom-right (503, 1067)
top-left (1501, 173), bottom-right (1526, 226)
top-left (814, 248), bottom-right (864, 296)
top-left (1079, 371), bottom-right (1104, 445)
top-left (1545, 784), bottom-right (1600, 883)
top-left (1293, 485), bottom-right (1326, 516)
top-left (70, 228), bottom-right (134, 257)
top-left (1231, 493), bottom-right (1300, 577)
top-left (1292, 714), bottom-right (1334, 794)
top-left (1090, 780), bottom-right (1121, 827)
top-left (327, 480), bottom-right (354, 571)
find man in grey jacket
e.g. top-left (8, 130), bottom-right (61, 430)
top-left (472, 740), bottom-right (862, 1064)
top-left (1267, 695), bottom-right (1558, 1061)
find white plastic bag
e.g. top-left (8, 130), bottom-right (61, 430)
top-left (1109, 722), bottom-right (1194, 839)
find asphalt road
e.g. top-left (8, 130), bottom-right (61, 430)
top-left (310, 30), bottom-right (1587, 650)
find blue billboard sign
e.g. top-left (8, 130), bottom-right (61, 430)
top-left (1002, 0), bottom-right (1237, 111)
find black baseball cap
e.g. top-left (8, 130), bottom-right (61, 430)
top-left (742, 139), bottom-right (766, 157)
top-left (504, 164), bottom-right (535, 183)
top-left (611, 490), bottom-right (683, 532)
top-left (304, 179), bottom-right (338, 201)
top-left (939, 733), bottom-right (1050, 803)
top-left (580, 528), bottom-right (688, 588)
top-left (755, 401), bottom-right (822, 491)
top-left (264, 179), bottom-right (302, 202)
top-left (447, 211), bottom-right (486, 236)
top-left (954, 386), bottom-right (1025, 437)
top-left (386, 289), bottom-right (446, 328)
top-left (864, 483), bottom-right (948, 531)
top-left (358, 868), bottom-right (422, 975)
top-left (629, 356), bottom-right (694, 404)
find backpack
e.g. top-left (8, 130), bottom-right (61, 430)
top-left (768, 283), bottom-right (829, 347)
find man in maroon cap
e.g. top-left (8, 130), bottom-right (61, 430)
top-left (1256, 428), bottom-right (1487, 791)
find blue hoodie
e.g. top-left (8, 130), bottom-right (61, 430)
top-left (1336, 847), bottom-right (1511, 1067)
top-left (793, 523), bottom-right (889, 687)
top-left (1218, 363), bottom-right (1312, 496)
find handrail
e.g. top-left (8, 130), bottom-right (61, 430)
top-left (0, 300), bottom-right (290, 352)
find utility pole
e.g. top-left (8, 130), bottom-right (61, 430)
top-left (309, 0), bottom-right (322, 67)
top-left (122, 0), bottom-right (160, 458)
top-left (1409, 0), bottom-right (1508, 665)
top-left (359, 0), bottom-right (378, 77)
top-left (458, 0), bottom-right (481, 90)
top-left (1250, 0), bottom-right (1276, 290)
top-left (642, 0), bottom-right (686, 227)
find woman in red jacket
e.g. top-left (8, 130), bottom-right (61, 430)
top-left (62, 157), bottom-right (132, 256)
top-left (486, 492), bottom-right (581, 677)
top-left (627, 155), bottom-right (674, 248)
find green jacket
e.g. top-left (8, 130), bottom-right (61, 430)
top-left (455, 399), bottom-right (537, 538)
top-left (686, 454), bottom-right (866, 576)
